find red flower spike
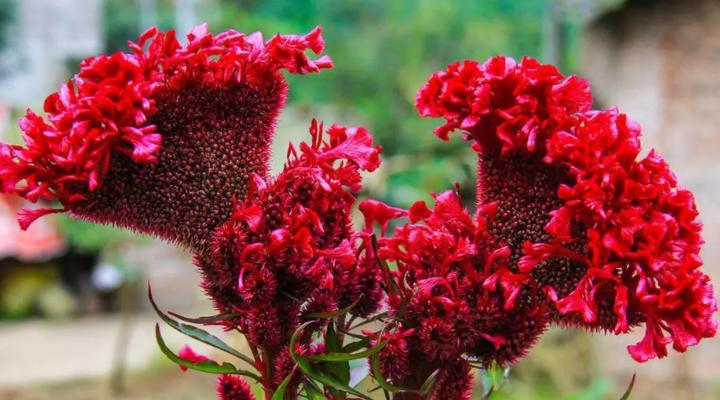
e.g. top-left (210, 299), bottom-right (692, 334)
top-left (216, 374), bottom-right (256, 400)
top-left (369, 190), bottom-right (548, 376)
top-left (417, 56), bottom-right (717, 362)
top-left (373, 329), bottom-right (413, 384)
top-left (198, 121), bottom-right (383, 351)
top-left (428, 359), bottom-right (474, 400)
top-left (0, 25), bottom-right (332, 254)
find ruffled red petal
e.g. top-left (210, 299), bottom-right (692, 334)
top-left (416, 56), bottom-right (591, 154)
top-left (0, 25), bottom-right (332, 230)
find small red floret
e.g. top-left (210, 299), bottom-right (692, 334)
top-left (216, 374), bottom-right (256, 400)
top-left (198, 120), bottom-right (383, 351)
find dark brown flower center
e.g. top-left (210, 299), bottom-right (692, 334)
top-left (73, 80), bottom-right (284, 254)
top-left (478, 153), bottom-right (588, 304)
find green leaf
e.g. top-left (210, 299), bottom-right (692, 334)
top-left (419, 369), bottom-right (440, 395)
top-left (303, 381), bottom-right (325, 400)
top-left (478, 362), bottom-right (510, 398)
top-left (154, 324), bottom-right (261, 382)
top-left (303, 297), bottom-right (361, 320)
top-left (148, 283), bottom-right (255, 367)
top-left (619, 373), bottom-right (636, 400)
top-left (326, 320), bottom-right (342, 353)
top-left (290, 321), bottom-right (372, 400)
top-left (168, 311), bottom-right (243, 325)
top-left (272, 368), bottom-right (296, 400)
top-left (347, 311), bottom-right (389, 331)
top-left (306, 340), bottom-right (387, 362)
top-left (323, 320), bottom-right (349, 399)
top-left (343, 338), bottom-right (372, 353)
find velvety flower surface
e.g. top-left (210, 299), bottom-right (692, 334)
top-left (364, 189), bottom-right (548, 392)
top-left (0, 24), bottom-right (331, 254)
top-left (416, 55), bottom-right (717, 362)
top-left (199, 120), bottom-right (382, 355)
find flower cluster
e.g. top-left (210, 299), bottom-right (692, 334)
top-left (364, 190), bottom-right (547, 396)
top-left (0, 24), bottom-right (331, 253)
top-left (198, 119), bottom-right (382, 389)
top-left (416, 55), bottom-right (717, 362)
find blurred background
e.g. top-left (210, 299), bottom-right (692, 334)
top-left (0, 0), bottom-right (718, 399)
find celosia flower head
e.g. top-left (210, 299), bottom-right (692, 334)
top-left (364, 188), bottom-right (548, 391)
top-left (0, 25), bottom-right (331, 254)
top-left (199, 120), bottom-right (382, 351)
top-left (416, 55), bottom-right (717, 362)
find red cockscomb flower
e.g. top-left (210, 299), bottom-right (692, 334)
top-left (216, 374), bottom-right (256, 400)
top-left (0, 25), bottom-right (331, 254)
top-left (416, 55), bottom-right (717, 362)
top-left (364, 188), bottom-right (548, 392)
top-left (199, 120), bottom-right (382, 353)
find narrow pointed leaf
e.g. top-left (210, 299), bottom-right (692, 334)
top-left (419, 369), bottom-right (440, 395)
top-left (303, 297), bottom-right (361, 320)
top-left (348, 311), bottom-right (389, 331)
top-left (303, 381), bottom-right (325, 400)
top-left (168, 311), bottom-right (243, 325)
top-left (343, 338), bottom-right (372, 353)
top-left (290, 321), bottom-right (372, 400)
top-left (148, 283), bottom-right (255, 367)
top-left (323, 320), bottom-right (349, 398)
top-left (154, 324), bottom-right (261, 382)
top-left (271, 368), bottom-right (296, 400)
top-left (306, 340), bottom-right (386, 362)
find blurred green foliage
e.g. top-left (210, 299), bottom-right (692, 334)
top-left (56, 214), bottom-right (136, 254)
top-left (207, 0), bottom-right (549, 158)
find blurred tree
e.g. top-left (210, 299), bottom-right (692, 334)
top-left (0, 0), bottom-right (13, 53)
top-left (104, 0), bottom-right (177, 53)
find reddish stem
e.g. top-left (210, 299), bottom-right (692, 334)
top-left (261, 348), bottom-right (275, 400)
